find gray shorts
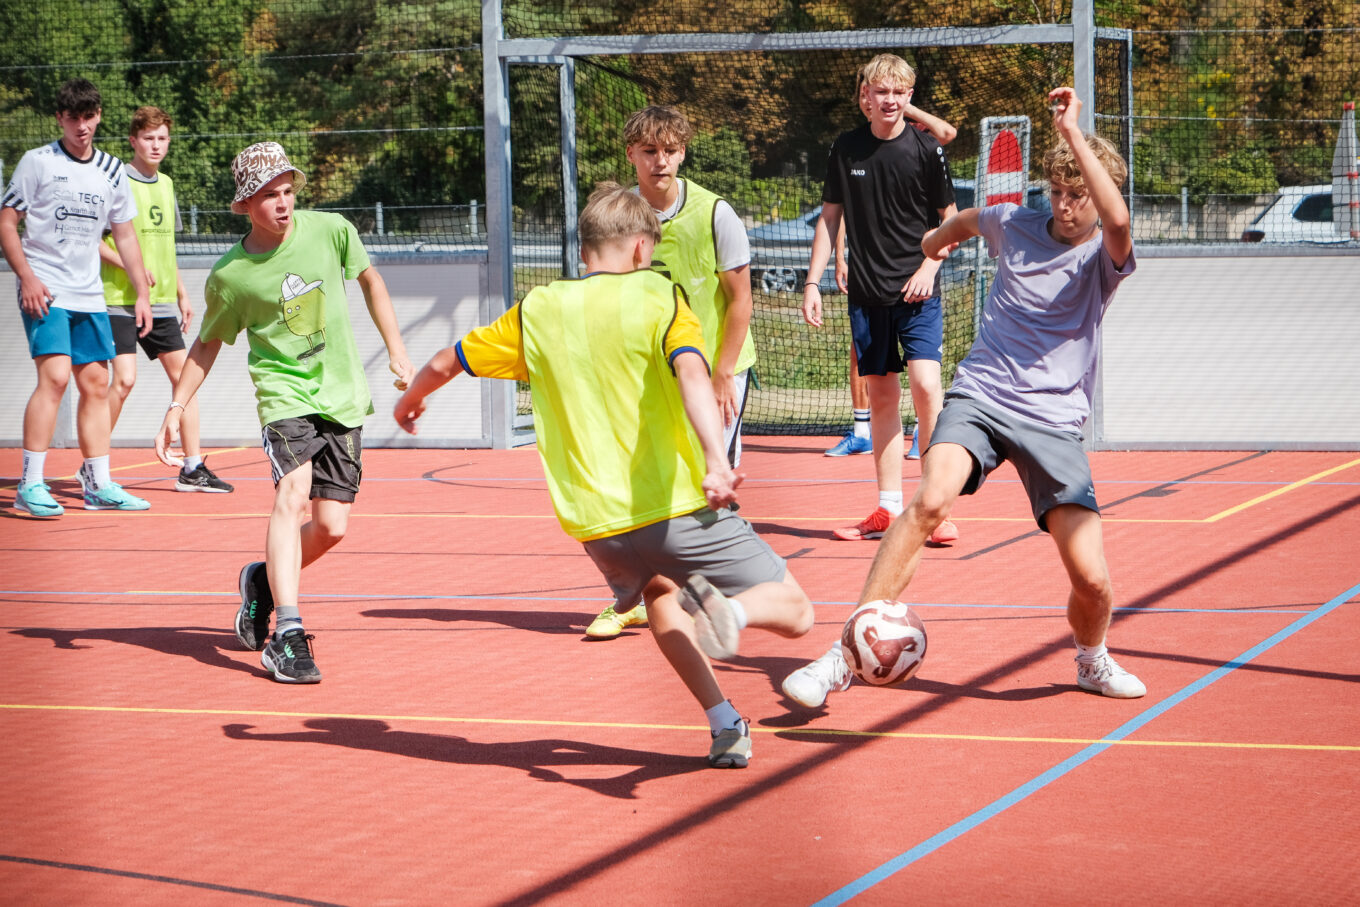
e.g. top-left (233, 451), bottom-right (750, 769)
top-left (932, 392), bottom-right (1098, 532)
top-left (583, 506), bottom-right (787, 611)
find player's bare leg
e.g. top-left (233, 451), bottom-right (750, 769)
top-left (905, 357), bottom-right (957, 542)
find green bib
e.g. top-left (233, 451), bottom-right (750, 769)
top-left (102, 171), bottom-right (179, 306)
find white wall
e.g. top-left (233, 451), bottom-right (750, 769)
top-left (1099, 250), bottom-right (1360, 449)
top-left (1, 256), bottom-right (494, 448)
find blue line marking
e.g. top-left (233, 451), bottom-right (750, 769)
top-left (812, 580), bottom-right (1360, 907)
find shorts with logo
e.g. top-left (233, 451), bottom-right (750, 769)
top-left (21, 307), bottom-right (115, 364)
top-left (109, 311), bottom-right (186, 359)
top-left (262, 414), bottom-right (364, 503)
top-left (849, 295), bottom-right (943, 375)
top-left (583, 505), bottom-right (787, 612)
top-left (932, 391), bottom-right (1099, 533)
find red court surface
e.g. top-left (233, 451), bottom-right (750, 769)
top-left (2, 439), bottom-right (1358, 905)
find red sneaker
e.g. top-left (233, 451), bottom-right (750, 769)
top-left (928, 519), bottom-right (960, 544)
top-left (833, 506), bottom-right (894, 541)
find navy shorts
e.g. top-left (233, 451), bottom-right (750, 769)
top-left (932, 392), bottom-right (1099, 532)
top-left (849, 296), bottom-right (943, 376)
top-left (110, 313), bottom-right (186, 359)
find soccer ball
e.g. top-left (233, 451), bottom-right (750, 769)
top-left (840, 600), bottom-right (927, 686)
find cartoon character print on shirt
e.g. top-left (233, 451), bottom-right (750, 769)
top-left (278, 272), bottom-right (326, 359)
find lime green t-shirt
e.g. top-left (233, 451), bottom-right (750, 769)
top-left (102, 169), bottom-right (180, 308)
top-left (200, 210), bottom-right (373, 428)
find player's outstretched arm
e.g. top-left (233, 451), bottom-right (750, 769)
top-left (358, 266), bottom-right (414, 390)
top-left (1049, 87), bottom-right (1132, 268)
top-left (393, 347), bottom-right (465, 435)
top-left (922, 208), bottom-right (980, 261)
top-left (157, 337), bottom-right (222, 466)
top-left (674, 350), bottom-right (742, 509)
top-left (803, 203), bottom-right (842, 327)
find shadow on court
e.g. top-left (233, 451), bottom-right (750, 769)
top-left (11, 626), bottom-right (261, 676)
top-left (361, 607), bottom-right (595, 635)
top-left (222, 718), bottom-right (705, 799)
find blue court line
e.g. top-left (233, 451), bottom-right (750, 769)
top-left (812, 579), bottom-right (1360, 907)
top-left (0, 589), bottom-right (1311, 615)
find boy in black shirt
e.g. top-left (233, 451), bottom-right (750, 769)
top-left (802, 54), bottom-right (960, 543)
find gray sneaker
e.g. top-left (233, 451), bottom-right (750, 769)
top-left (1076, 653), bottom-right (1146, 699)
top-left (782, 644), bottom-right (852, 708)
top-left (677, 574), bottom-right (740, 661)
top-left (707, 719), bottom-right (751, 768)
top-left (261, 628), bottom-right (322, 684)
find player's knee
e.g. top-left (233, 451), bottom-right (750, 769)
top-left (910, 489), bottom-right (950, 527)
top-left (1070, 571), bottom-right (1112, 607)
top-left (110, 375), bottom-right (135, 400)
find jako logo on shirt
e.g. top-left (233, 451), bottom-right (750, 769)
top-left (851, 169), bottom-right (866, 176)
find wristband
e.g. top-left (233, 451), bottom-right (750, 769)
top-left (168, 401), bottom-right (186, 412)
top-left (804, 282), bottom-right (820, 289)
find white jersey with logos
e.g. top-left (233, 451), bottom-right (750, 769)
top-left (2, 140), bottom-right (137, 313)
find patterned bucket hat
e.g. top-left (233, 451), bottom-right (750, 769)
top-left (230, 141), bottom-right (307, 213)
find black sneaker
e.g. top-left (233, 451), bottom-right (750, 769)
top-left (261, 628), bottom-right (322, 683)
top-left (235, 562), bottom-right (274, 650)
top-left (176, 461), bottom-right (234, 493)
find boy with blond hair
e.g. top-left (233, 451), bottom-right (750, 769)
top-left (101, 105), bottom-right (232, 492)
top-left (783, 87), bottom-right (1145, 708)
top-left (585, 104), bottom-right (758, 639)
top-left (802, 54), bottom-right (960, 543)
top-left (156, 141), bottom-right (413, 683)
top-left (4, 78), bottom-right (154, 516)
top-left (395, 182), bottom-right (813, 768)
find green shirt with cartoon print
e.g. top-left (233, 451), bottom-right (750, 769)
top-left (200, 210), bottom-right (373, 428)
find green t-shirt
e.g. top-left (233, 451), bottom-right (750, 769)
top-left (200, 210), bottom-right (373, 428)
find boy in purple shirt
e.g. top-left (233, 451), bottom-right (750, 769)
top-left (783, 87), bottom-right (1146, 708)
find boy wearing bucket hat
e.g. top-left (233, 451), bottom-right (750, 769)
top-left (155, 141), bottom-right (413, 683)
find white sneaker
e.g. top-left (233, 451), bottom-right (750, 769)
top-left (677, 574), bottom-right (740, 661)
top-left (782, 644), bottom-right (852, 708)
top-left (1076, 653), bottom-right (1146, 699)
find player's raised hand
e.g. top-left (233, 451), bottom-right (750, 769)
top-left (1049, 87), bottom-right (1082, 138)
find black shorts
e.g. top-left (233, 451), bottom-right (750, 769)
top-left (933, 392), bottom-right (1099, 533)
top-left (110, 313), bottom-right (186, 359)
top-left (262, 415), bottom-right (364, 503)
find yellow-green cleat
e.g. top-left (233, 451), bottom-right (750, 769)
top-left (585, 603), bottom-right (648, 639)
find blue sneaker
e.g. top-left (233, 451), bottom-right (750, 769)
top-left (15, 481), bottom-right (63, 518)
top-left (906, 425), bottom-right (920, 460)
top-left (82, 481), bottom-right (150, 511)
top-left (825, 432), bottom-right (872, 457)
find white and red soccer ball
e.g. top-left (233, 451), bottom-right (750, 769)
top-left (840, 600), bottom-right (927, 686)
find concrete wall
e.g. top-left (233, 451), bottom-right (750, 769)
top-left (1099, 248), bottom-right (1360, 449)
top-left (1, 255), bottom-right (494, 449)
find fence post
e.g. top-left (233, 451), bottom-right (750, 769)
top-left (1072, 0), bottom-right (1096, 133)
top-left (1181, 187), bottom-right (1189, 238)
top-left (375, 201), bottom-right (384, 235)
top-left (190, 204), bottom-right (198, 234)
top-left (471, 199), bottom-right (479, 236)
top-left (560, 58), bottom-right (580, 279)
top-left (482, 0), bottom-right (520, 448)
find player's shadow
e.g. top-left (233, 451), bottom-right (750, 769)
top-left (360, 607), bottom-right (594, 635)
top-left (12, 627), bottom-right (260, 676)
top-left (222, 718), bottom-right (703, 799)
top-left (746, 520), bottom-right (829, 541)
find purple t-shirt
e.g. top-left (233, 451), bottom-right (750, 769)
top-left (949, 204), bottom-right (1135, 431)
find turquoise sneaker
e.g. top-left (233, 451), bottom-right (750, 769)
top-left (15, 481), bottom-right (64, 518)
top-left (83, 481), bottom-right (151, 511)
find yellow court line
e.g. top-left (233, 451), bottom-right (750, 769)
top-left (1204, 456), bottom-right (1360, 523)
top-left (1, 703), bottom-right (1354, 752)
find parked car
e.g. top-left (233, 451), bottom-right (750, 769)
top-left (747, 179), bottom-right (1050, 293)
top-left (1240, 185), bottom-right (1350, 243)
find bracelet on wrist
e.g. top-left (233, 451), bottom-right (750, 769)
top-left (168, 401), bottom-right (186, 412)
top-left (804, 282), bottom-right (820, 289)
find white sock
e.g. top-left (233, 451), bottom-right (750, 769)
top-left (22, 449), bottom-right (46, 485)
top-left (183, 454), bottom-right (203, 471)
top-left (878, 490), bottom-right (904, 516)
top-left (82, 455), bottom-right (113, 491)
top-left (852, 409), bottom-right (871, 440)
top-left (727, 596), bottom-right (748, 630)
top-left (1075, 641), bottom-right (1108, 664)
top-left (704, 699), bottom-right (742, 734)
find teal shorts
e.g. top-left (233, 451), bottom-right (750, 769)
top-left (21, 307), bottom-right (115, 364)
